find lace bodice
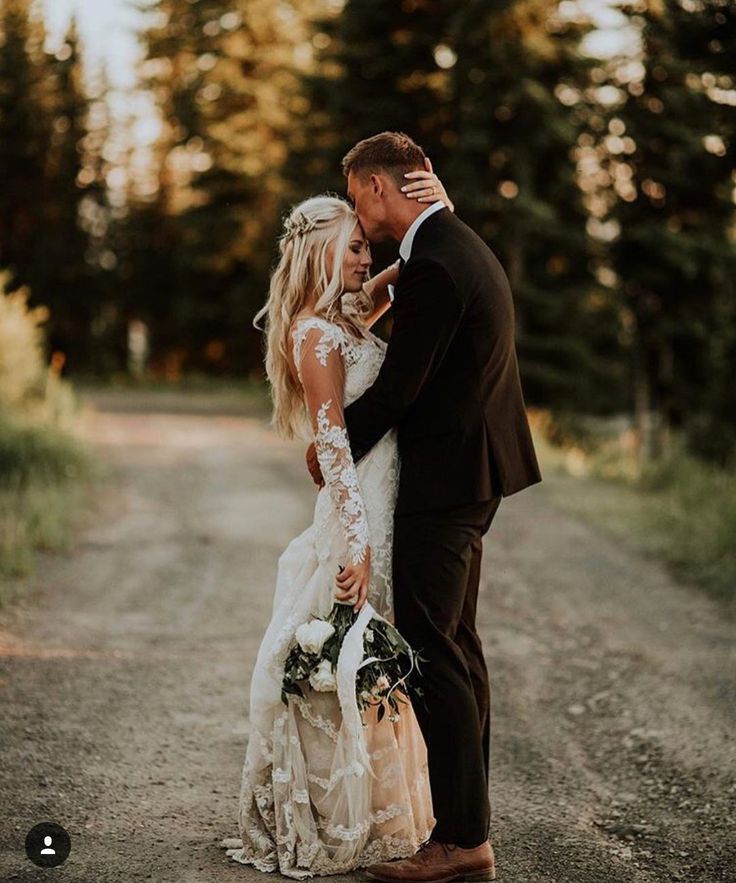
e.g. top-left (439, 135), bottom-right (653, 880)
top-left (291, 315), bottom-right (387, 410)
top-left (291, 316), bottom-right (387, 566)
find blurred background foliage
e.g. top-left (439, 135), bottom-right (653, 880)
top-left (1, 0), bottom-right (734, 463)
top-left (0, 0), bottom-right (735, 595)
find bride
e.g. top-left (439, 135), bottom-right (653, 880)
top-left (223, 168), bottom-right (453, 877)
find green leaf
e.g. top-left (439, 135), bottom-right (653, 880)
top-left (282, 681), bottom-right (304, 700)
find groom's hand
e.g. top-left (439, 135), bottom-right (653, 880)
top-left (306, 443), bottom-right (324, 488)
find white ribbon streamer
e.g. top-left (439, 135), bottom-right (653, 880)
top-left (335, 601), bottom-right (377, 778)
top-left (357, 614), bottom-right (417, 708)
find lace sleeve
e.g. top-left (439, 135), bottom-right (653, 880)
top-left (293, 320), bottom-right (370, 566)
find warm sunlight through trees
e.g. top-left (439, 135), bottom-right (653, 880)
top-left (1, 0), bottom-right (734, 462)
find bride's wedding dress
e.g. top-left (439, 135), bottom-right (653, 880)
top-left (225, 315), bottom-right (434, 877)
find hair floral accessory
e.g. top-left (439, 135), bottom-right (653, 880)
top-left (284, 211), bottom-right (318, 239)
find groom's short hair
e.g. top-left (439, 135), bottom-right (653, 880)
top-left (342, 132), bottom-right (426, 189)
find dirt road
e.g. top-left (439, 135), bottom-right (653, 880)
top-left (1, 389), bottom-right (734, 883)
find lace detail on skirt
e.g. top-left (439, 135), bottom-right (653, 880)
top-left (230, 692), bottom-right (434, 877)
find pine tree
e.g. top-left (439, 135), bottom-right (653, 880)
top-left (34, 19), bottom-right (96, 371)
top-left (604, 0), bottom-right (736, 462)
top-left (285, 0), bottom-right (459, 205)
top-left (0, 0), bottom-right (51, 292)
top-left (134, 0), bottom-right (308, 375)
top-left (79, 65), bottom-right (126, 373)
top-left (445, 0), bottom-right (625, 412)
top-left (0, 4), bottom-right (111, 374)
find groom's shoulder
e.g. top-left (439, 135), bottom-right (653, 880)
top-left (415, 209), bottom-right (499, 263)
top-left (413, 211), bottom-right (507, 289)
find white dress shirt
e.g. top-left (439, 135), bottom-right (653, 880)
top-left (399, 200), bottom-right (446, 261)
top-left (387, 201), bottom-right (446, 302)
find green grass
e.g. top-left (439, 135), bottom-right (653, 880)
top-left (535, 427), bottom-right (736, 605)
top-left (0, 411), bottom-right (101, 605)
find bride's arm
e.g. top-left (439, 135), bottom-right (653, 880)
top-left (296, 323), bottom-right (372, 611)
top-left (361, 260), bottom-right (400, 328)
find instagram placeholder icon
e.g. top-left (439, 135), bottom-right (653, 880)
top-left (25, 822), bottom-right (71, 868)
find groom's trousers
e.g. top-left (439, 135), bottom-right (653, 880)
top-left (392, 495), bottom-right (502, 848)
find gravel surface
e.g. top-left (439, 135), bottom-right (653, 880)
top-left (1, 389), bottom-right (734, 883)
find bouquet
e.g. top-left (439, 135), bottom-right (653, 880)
top-left (281, 601), bottom-right (426, 725)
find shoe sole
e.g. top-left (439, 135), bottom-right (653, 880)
top-left (364, 868), bottom-right (496, 883)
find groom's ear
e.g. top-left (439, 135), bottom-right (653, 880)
top-left (369, 173), bottom-right (385, 198)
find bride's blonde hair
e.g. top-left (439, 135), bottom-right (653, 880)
top-left (254, 195), bottom-right (373, 439)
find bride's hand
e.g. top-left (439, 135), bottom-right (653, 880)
top-left (335, 547), bottom-right (371, 611)
top-left (378, 259), bottom-right (401, 286)
top-left (363, 259), bottom-right (400, 298)
top-left (401, 157), bottom-right (454, 212)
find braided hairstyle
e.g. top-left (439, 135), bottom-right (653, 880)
top-left (254, 195), bottom-right (373, 439)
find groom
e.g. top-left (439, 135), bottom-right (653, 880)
top-left (311, 132), bottom-right (541, 881)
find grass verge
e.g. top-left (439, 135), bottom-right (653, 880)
top-left (533, 424), bottom-right (736, 606)
top-left (0, 410), bottom-right (101, 605)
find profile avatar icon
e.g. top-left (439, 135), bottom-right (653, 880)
top-left (25, 822), bottom-right (71, 868)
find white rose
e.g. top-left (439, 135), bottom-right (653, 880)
top-left (295, 619), bottom-right (335, 655)
top-left (309, 659), bottom-right (337, 692)
top-left (364, 629), bottom-right (374, 643)
top-left (360, 690), bottom-right (372, 702)
top-left (376, 675), bottom-right (390, 691)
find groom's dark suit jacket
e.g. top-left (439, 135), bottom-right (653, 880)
top-left (344, 207), bottom-right (541, 515)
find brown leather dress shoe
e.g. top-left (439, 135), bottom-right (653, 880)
top-left (363, 838), bottom-right (496, 883)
